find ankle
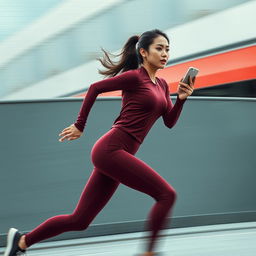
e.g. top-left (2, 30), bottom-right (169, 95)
top-left (18, 235), bottom-right (27, 250)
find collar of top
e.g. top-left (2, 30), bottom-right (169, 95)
top-left (140, 66), bottom-right (158, 85)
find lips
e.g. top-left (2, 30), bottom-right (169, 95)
top-left (160, 60), bottom-right (167, 64)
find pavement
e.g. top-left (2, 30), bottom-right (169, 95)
top-left (1, 221), bottom-right (255, 256)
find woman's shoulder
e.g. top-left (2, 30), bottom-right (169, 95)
top-left (157, 77), bottom-right (167, 85)
top-left (157, 77), bottom-right (169, 91)
top-left (120, 68), bottom-right (140, 79)
top-left (119, 68), bottom-right (142, 85)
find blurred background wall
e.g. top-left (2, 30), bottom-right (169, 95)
top-left (0, 96), bottom-right (256, 246)
top-left (0, 0), bottom-right (255, 99)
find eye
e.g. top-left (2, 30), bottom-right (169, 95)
top-left (156, 47), bottom-right (169, 52)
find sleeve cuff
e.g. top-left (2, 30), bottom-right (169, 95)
top-left (176, 95), bottom-right (187, 105)
top-left (74, 123), bottom-right (85, 132)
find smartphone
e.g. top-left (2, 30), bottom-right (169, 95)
top-left (182, 67), bottom-right (199, 84)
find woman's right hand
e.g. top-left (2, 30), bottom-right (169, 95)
top-left (58, 124), bottom-right (83, 142)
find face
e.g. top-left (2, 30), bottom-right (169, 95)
top-left (140, 35), bottom-right (169, 69)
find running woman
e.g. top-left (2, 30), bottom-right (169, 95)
top-left (4, 29), bottom-right (195, 256)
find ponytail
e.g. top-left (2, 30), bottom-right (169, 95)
top-left (97, 29), bottom-right (169, 78)
top-left (97, 35), bottom-right (140, 78)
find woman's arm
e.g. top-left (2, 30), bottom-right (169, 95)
top-left (74, 70), bottom-right (139, 132)
top-left (162, 79), bottom-right (187, 129)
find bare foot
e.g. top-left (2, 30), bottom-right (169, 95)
top-left (18, 235), bottom-right (28, 250)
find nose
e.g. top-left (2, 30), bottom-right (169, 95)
top-left (162, 50), bottom-right (168, 57)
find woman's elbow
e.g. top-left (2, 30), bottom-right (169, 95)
top-left (88, 83), bottom-right (100, 95)
top-left (164, 121), bottom-right (175, 129)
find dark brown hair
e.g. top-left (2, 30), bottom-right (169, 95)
top-left (97, 29), bottom-right (169, 78)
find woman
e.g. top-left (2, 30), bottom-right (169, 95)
top-left (4, 29), bottom-right (195, 256)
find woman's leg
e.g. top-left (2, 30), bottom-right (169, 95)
top-left (92, 149), bottom-right (177, 253)
top-left (24, 168), bottom-right (119, 247)
top-left (20, 122), bottom-right (175, 254)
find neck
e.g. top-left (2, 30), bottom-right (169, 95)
top-left (141, 64), bottom-right (158, 83)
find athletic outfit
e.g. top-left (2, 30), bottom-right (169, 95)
top-left (74, 65), bottom-right (186, 143)
top-left (5, 66), bottom-right (187, 255)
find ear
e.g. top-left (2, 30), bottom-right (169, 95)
top-left (139, 48), bottom-right (147, 57)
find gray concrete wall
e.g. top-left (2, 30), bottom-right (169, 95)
top-left (0, 96), bottom-right (255, 245)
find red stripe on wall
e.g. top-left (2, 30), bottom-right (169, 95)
top-left (72, 45), bottom-right (256, 97)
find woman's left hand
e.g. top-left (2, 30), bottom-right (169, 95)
top-left (177, 76), bottom-right (196, 100)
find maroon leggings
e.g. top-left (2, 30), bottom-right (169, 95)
top-left (25, 127), bottom-right (177, 252)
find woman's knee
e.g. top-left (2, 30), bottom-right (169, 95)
top-left (159, 186), bottom-right (177, 206)
top-left (66, 214), bottom-right (89, 231)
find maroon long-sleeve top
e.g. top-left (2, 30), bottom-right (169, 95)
top-left (74, 65), bottom-right (187, 144)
